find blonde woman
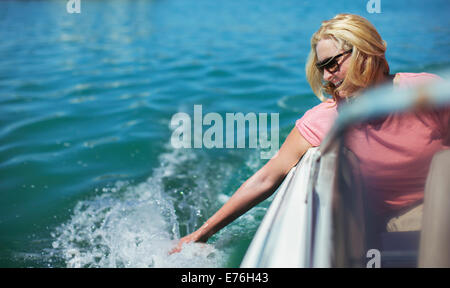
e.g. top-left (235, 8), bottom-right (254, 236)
top-left (171, 14), bottom-right (449, 253)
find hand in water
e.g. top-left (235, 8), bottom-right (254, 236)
top-left (169, 231), bottom-right (208, 254)
top-left (169, 235), bottom-right (193, 254)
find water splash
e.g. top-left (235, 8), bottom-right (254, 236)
top-left (51, 148), bottom-right (228, 268)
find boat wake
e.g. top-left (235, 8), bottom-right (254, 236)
top-left (51, 147), bottom-right (228, 268)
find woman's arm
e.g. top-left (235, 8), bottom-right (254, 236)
top-left (170, 127), bottom-right (312, 253)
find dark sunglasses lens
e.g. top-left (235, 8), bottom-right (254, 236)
top-left (317, 59), bottom-right (338, 74)
top-left (325, 59), bottom-right (339, 73)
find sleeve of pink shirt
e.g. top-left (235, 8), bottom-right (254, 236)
top-left (295, 100), bottom-right (338, 147)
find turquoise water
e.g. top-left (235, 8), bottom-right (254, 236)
top-left (0, 0), bottom-right (449, 267)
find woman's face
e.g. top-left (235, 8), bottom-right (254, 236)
top-left (316, 38), bottom-right (352, 93)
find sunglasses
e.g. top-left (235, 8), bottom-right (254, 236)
top-left (315, 49), bottom-right (353, 74)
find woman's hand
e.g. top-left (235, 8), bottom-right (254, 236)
top-left (169, 230), bottom-right (207, 254)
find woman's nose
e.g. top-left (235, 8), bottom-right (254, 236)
top-left (323, 69), bottom-right (333, 82)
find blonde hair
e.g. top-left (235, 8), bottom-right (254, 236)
top-left (305, 14), bottom-right (390, 102)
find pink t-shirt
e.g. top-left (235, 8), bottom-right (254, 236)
top-left (296, 72), bottom-right (450, 214)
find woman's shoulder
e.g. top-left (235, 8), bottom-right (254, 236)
top-left (304, 99), bottom-right (338, 116)
top-left (295, 99), bottom-right (338, 147)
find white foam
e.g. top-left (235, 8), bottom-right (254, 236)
top-left (51, 140), bottom-right (272, 268)
top-left (51, 148), bottom-right (227, 268)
